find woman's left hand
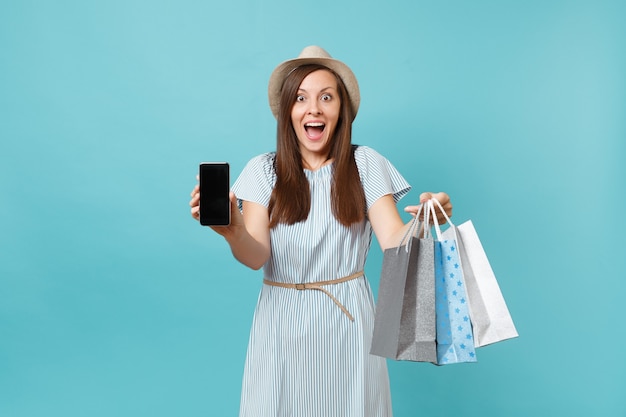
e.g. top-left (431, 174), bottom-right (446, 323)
top-left (404, 192), bottom-right (452, 225)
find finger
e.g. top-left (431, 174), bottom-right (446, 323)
top-left (432, 192), bottom-right (450, 206)
top-left (228, 192), bottom-right (240, 215)
top-left (419, 192), bottom-right (433, 204)
top-left (423, 192), bottom-right (451, 209)
top-left (403, 204), bottom-right (422, 216)
top-left (437, 194), bottom-right (452, 216)
top-left (421, 192), bottom-right (449, 206)
top-left (189, 192), bottom-right (200, 207)
top-left (431, 193), bottom-right (452, 220)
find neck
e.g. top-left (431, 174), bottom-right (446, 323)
top-left (302, 156), bottom-right (332, 171)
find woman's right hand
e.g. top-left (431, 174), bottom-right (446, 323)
top-left (189, 182), bottom-right (245, 237)
top-left (190, 180), bottom-right (270, 270)
top-left (209, 191), bottom-right (246, 238)
top-left (189, 181), bottom-right (202, 221)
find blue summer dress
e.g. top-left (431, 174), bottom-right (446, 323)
top-left (231, 146), bottom-right (411, 417)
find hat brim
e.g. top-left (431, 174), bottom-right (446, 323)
top-left (268, 56), bottom-right (360, 121)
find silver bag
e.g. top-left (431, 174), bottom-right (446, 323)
top-left (371, 207), bottom-right (437, 362)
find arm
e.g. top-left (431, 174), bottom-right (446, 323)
top-left (190, 186), bottom-right (271, 270)
top-left (369, 192), bottom-right (452, 251)
top-left (222, 198), bottom-right (271, 270)
top-left (368, 195), bottom-right (413, 251)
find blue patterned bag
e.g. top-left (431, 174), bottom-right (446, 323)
top-left (428, 200), bottom-right (477, 365)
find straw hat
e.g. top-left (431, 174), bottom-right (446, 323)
top-left (268, 45), bottom-right (360, 120)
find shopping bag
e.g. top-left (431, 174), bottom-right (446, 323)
top-left (435, 199), bottom-right (519, 347)
top-left (428, 200), bottom-right (477, 364)
top-left (371, 206), bottom-right (437, 363)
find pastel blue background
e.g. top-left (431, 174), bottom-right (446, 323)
top-left (1, 0), bottom-right (624, 416)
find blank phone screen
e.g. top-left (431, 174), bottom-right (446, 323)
top-left (199, 163), bottom-right (230, 226)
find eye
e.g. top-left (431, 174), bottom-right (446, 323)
top-left (321, 93), bottom-right (332, 102)
top-left (296, 94), bottom-right (305, 102)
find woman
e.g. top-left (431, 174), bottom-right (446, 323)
top-left (190, 46), bottom-right (452, 417)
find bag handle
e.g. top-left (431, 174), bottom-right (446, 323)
top-left (395, 198), bottom-right (445, 253)
top-left (423, 199), bottom-right (432, 239)
top-left (396, 204), bottom-right (423, 254)
top-left (430, 197), bottom-right (454, 227)
top-left (427, 199), bottom-right (443, 241)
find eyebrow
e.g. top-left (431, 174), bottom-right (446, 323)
top-left (297, 86), bottom-right (336, 93)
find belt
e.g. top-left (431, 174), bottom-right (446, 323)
top-left (263, 271), bottom-right (364, 322)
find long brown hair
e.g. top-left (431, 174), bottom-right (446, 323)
top-left (268, 64), bottom-right (366, 228)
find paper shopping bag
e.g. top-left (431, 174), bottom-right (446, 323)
top-left (438, 206), bottom-right (518, 347)
top-left (396, 235), bottom-right (437, 362)
top-left (429, 201), bottom-right (477, 364)
top-left (371, 211), bottom-right (437, 363)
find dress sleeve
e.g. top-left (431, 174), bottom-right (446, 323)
top-left (231, 153), bottom-right (276, 210)
top-left (354, 146), bottom-right (411, 210)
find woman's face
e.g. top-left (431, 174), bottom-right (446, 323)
top-left (290, 69), bottom-right (341, 165)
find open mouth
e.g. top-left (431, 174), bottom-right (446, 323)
top-left (304, 122), bottom-right (326, 139)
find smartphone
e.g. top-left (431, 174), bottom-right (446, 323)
top-left (199, 162), bottom-right (230, 226)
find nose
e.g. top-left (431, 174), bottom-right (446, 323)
top-left (307, 100), bottom-right (321, 115)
